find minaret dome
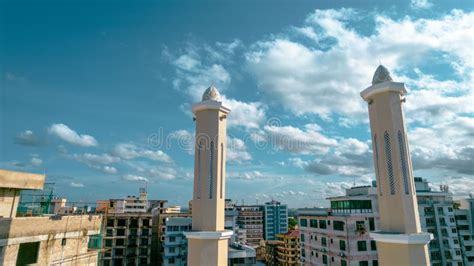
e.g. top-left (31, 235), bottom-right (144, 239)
top-left (372, 65), bottom-right (393, 85)
top-left (202, 85), bottom-right (220, 101)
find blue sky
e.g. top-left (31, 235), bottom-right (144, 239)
top-left (1, 0), bottom-right (473, 207)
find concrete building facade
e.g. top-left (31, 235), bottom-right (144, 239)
top-left (100, 213), bottom-right (153, 266)
top-left (361, 65), bottom-right (432, 265)
top-left (0, 169), bottom-right (101, 265)
top-left (264, 200), bottom-right (289, 241)
top-left (162, 217), bottom-right (192, 266)
top-left (236, 205), bottom-right (264, 247)
top-left (299, 185), bottom-right (380, 266)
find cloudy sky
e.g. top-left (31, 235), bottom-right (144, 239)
top-left (1, 0), bottom-right (473, 207)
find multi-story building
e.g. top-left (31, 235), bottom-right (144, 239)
top-left (264, 200), bottom-right (288, 240)
top-left (98, 189), bottom-right (165, 266)
top-left (228, 242), bottom-right (257, 265)
top-left (236, 205), bottom-right (264, 247)
top-left (277, 230), bottom-right (300, 265)
top-left (101, 212), bottom-right (153, 265)
top-left (416, 177), bottom-right (465, 266)
top-left (456, 197), bottom-right (474, 264)
top-left (225, 200), bottom-right (247, 244)
top-left (159, 213), bottom-right (256, 266)
top-left (0, 169), bottom-right (102, 265)
top-left (299, 185), bottom-right (379, 266)
top-left (157, 211), bottom-right (192, 265)
top-left (161, 217), bottom-right (192, 266)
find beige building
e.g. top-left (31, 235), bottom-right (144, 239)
top-left (0, 169), bottom-right (102, 265)
top-left (361, 65), bottom-right (432, 265)
top-left (299, 185), bottom-right (379, 266)
top-left (184, 86), bottom-right (233, 266)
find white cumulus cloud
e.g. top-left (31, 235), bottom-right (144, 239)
top-left (48, 123), bottom-right (98, 147)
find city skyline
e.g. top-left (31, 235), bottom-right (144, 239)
top-left (2, 0), bottom-right (473, 208)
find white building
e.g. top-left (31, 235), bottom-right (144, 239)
top-left (415, 177), bottom-right (465, 266)
top-left (455, 197), bottom-right (474, 265)
top-left (299, 185), bottom-right (380, 266)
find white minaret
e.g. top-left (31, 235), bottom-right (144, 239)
top-left (361, 66), bottom-right (432, 266)
top-left (184, 85), bottom-right (233, 266)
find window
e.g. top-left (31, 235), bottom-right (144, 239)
top-left (116, 239), bottom-right (124, 246)
top-left (333, 221), bottom-right (345, 231)
top-left (369, 217), bottom-right (375, 231)
top-left (169, 247), bottom-right (175, 253)
top-left (384, 131), bottom-right (395, 195)
top-left (319, 220), bottom-right (327, 229)
top-left (300, 218), bottom-right (308, 227)
top-left (398, 131), bottom-right (410, 194)
top-left (339, 240), bottom-right (346, 251)
top-left (115, 248), bottom-right (124, 256)
top-left (356, 221), bottom-right (365, 231)
top-left (117, 219), bottom-right (126, 226)
top-left (105, 239), bottom-right (112, 247)
top-left (373, 260), bottom-right (379, 266)
top-left (107, 219), bottom-right (114, 227)
top-left (169, 236), bottom-right (176, 242)
top-left (448, 207), bottom-right (453, 212)
top-left (341, 260), bottom-right (347, 266)
top-left (142, 219), bottom-right (150, 226)
top-left (455, 250), bottom-right (461, 256)
top-left (169, 257), bottom-right (175, 264)
top-left (142, 228), bottom-right (149, 235)
top-left (106, 229), bottom-right (113, 236)
top-left (17, 242), bottom-right (40, 265)
top-left (452, 228), bottom-right (457, 233)
top-left (310, 219), bottom-right (318, 228)
top-left (371, 240), bottom-right (377, 251)
top-left (357, 241), bottom-right (367, 251)
top-left (323, 255), bottom-right (328, 265)
top-left (359, 261), bottom-right (369, 266)
top-left (130, 219), bottom-right (139, 227)
top-left (321, 237), bottom-right (327, 247)
top-left (117, 229), bottom-right (125, 236)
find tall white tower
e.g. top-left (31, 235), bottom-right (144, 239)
top-left (184, 85), bottom-right (233, 266)
top-left (361, 65), bottom-right (432, 266)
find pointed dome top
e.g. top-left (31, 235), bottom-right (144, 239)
top-left (202, 85), bottom-right (220, 101)
top-left (372, 65), bottom-right (393, 85)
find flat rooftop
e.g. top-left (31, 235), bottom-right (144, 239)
top-left (0, 169), bottom-right (45, 190)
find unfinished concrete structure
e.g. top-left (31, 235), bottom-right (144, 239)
top-left (0, 169), bottom-right (102, 265)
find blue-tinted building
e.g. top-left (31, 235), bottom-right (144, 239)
top-left (263, 200), bottom-right (288, 240)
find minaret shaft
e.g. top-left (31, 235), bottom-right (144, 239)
top-left (184, 86), bottom-right (232, 266)
top-left (361, 66), bottom-right (432, 266)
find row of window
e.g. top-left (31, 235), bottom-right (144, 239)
top-left (302, 250), bottom-right (378, 266)
top-left (300, 217), bottom-right (375, 232)
top-left (106, 218), bottom-right (151, 227)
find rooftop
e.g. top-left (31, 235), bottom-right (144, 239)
top-left (0, 169), bottom-right (45, 190)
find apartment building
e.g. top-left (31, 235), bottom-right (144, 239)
top-left (416, 177), bottom-right (465, 265)
top-left (101, 213), bottom-right (153, 265)
top-left (264, 200), bottom-right (289, 240)
top-left (236, 205), bottom-right (264, 247)
top-left (161, 217), bottom-right (191, 266)
top-left (157, 212), bottom-right (192, 265)
top-left (160, 216), bottom-right (256, 266)
top-left (0, 169), bottom-right (102, 265)
top-left (455, 197), bottom-right (474, 264)
top-left (298, 185), bottom-right (379, 266)
top-left (264, 230), bottom-right (300, 265)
